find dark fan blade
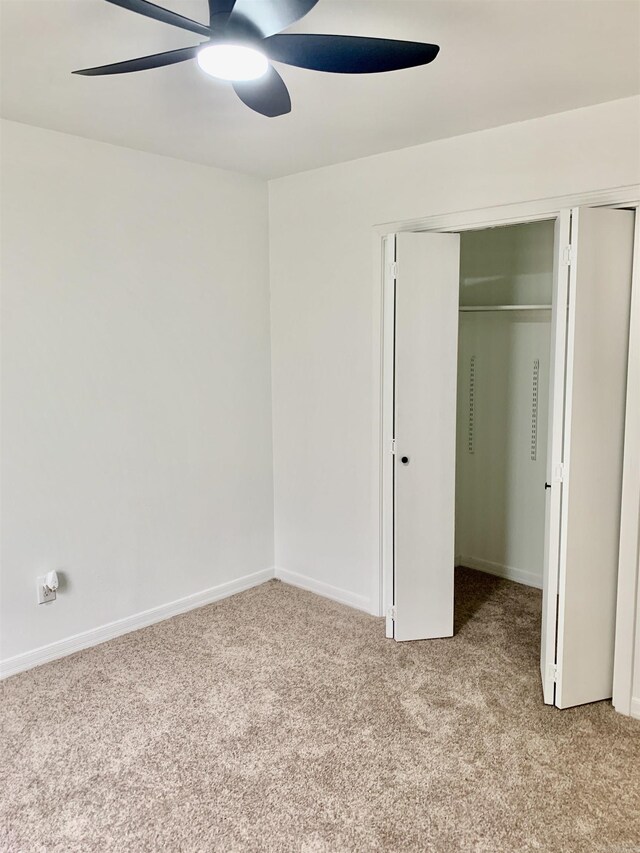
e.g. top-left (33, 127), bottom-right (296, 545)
top-left (264, 34), bottom-right (440, 73)
top-left (104, 0), bottom-right (211, 37)
top-left (208, 0), bottom-right (237, 28)
top-left (233, 66), bottom-right (291, 117)
top-left (73, 45), bottom-right (200, 76)
top-left (229, 0), bottom-right (319, 38)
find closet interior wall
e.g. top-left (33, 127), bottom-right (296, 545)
top-left (455, 221), bottom-right (555, 589)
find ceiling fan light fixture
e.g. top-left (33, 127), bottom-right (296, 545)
top-left (73, 0), bottom-right (441, 117)
top-left (197, 43), bottom-right (269, 82)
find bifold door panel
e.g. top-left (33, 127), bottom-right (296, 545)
top-left (540, 212), bottom-right (571, 704)
top-left (394, 232), bottom-right (460, 641)
top-left (554, 207), bottom-right (635, 709)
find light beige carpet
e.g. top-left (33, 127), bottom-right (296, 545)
top-left (1, 568), bottom-right (639, 852)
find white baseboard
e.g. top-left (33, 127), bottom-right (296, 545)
top-left (274, 567), bottom-right (372, 614)
top-left (631, 697), bottom-right (640, 720)
top-left (457, 555), bottom-right (543, 590)
top-left (0, 568), bottom-right (274, 680)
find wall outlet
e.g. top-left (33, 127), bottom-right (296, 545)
top-left (37, 576), bottom-right (56, 604)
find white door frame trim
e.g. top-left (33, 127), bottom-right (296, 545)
top-left (371, 183), bottom-right (640, 713)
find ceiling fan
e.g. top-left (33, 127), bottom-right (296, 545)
top-left (73, 0), bottom-right (440, 117)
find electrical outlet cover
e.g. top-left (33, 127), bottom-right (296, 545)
top-left (37, 576), bottom-right (56, 604)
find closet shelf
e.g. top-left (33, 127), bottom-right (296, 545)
top-left (459, 304), bottom-right (552, 312)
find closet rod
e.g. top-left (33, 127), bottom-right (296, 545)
top-left (459, 304), bottom-right (552, 312)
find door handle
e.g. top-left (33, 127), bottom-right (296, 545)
top-left (401, 456), bottom-right (410, 465)
top-left (545, 482), bottom-right (551, 490)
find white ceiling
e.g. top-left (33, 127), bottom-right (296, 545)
top-left (2, 0), bottom-right (639, 178)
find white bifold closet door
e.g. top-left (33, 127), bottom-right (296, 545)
top-left (542, 206), bottom-right (635, 709)
top-left (540, 211), bottom-right (571, 704)
top-left (394, 232), bottom-right (460, 641)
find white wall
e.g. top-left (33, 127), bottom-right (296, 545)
top-left (455, 222), bottom-right (554, 588)
top-left (1, 120), bottom-right (274, 666)
top-left (268, 96), bottom-right (640, 613)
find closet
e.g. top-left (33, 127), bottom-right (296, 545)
top-left (387, 207), bottom-right (636, 710)
top-left (455, 221), bottom-right (554, 589)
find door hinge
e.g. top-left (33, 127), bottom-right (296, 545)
top-left (391, 439), bottom-right (397, 455)
top-left (562, 245), bottom-right (575, 266)
top-left (389, 261), bottom-right (398, 279)
top-left (387, 605), bottom-right (397, 621)
top-left (554, 463), bottom-right (566, 483)
top-left (547, 663), bottom-right (558, 683)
